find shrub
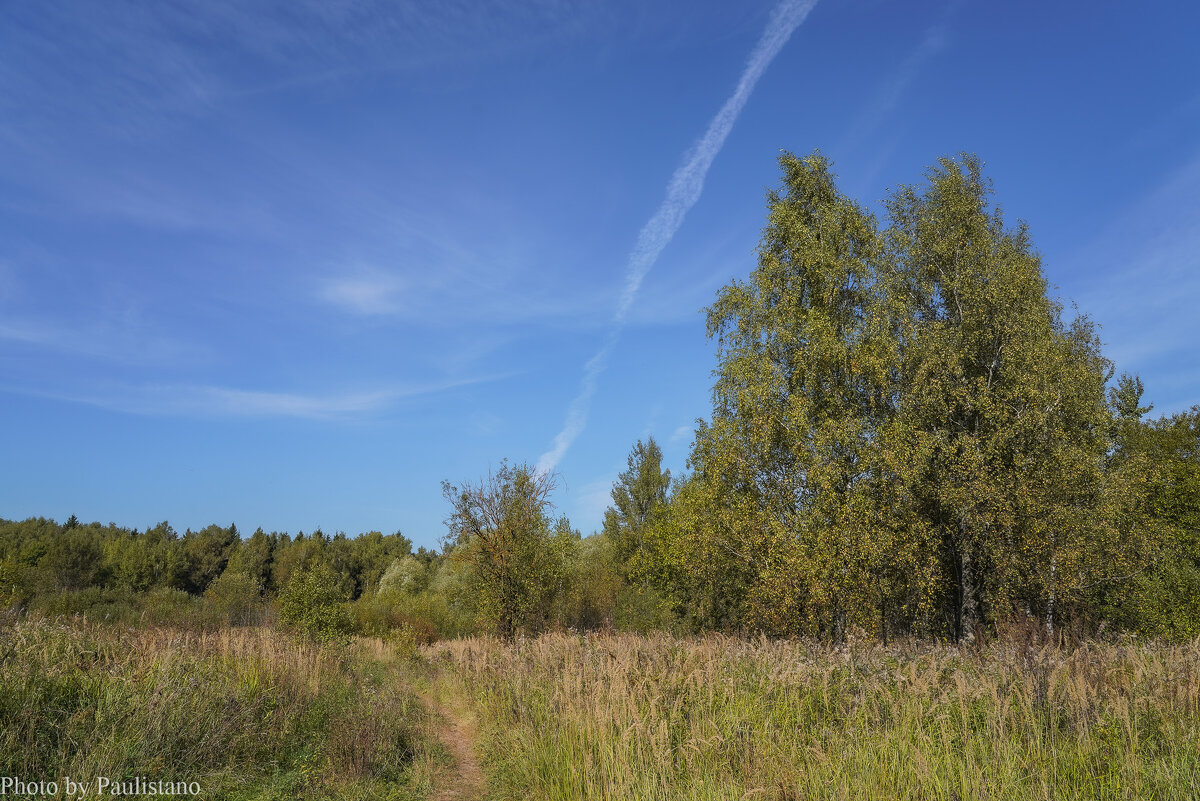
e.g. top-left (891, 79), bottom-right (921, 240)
top-left (28, 586), bottom-right (139, 623)
top-left (279, 563), bottom-right (353, 642)
top-left (139, 586), bottom-right (207, 628)
top-left (204, 570), bottom-right (263, 626)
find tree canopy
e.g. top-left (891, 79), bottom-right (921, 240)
top-left (645, 151), bottom-right (1167, 641)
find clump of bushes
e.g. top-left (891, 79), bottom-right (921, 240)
top-left (279, 563), bottom-right (354, 642)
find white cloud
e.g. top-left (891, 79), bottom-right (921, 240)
top-left (2, 374), bottom-right (503, 420)
top-left (319, 269), bottom-right (405, 316)
top-left (0, 1), bottom-right (623, 142)
top-left (537, 330), bottom-right (619, 473)
top-left (669, 424), bottom-right (693, 445)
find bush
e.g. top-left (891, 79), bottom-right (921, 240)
top-left (139, 586), bottom-right (208, 628)
top-left (279, 563), bottom-right (353, 642)
top-left (204, 570), bottom-right (263, 626)
top-left (378, 556), bottom-right (429, 596)
top-left (28, 586), bottom-right (139, 624)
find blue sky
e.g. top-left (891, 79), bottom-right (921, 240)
top-left (2, 0), bottom-right (1197, 548)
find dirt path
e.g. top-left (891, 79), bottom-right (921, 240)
top-left (423, 682), bottom-right (486, 801)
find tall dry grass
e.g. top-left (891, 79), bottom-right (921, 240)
top-left (430, 632), bottom-right (1200, 800)
top-left (0, 613), bottom-right (435, 800)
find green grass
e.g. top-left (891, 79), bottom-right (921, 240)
top-left (429, 632), bottom-right (1200, 800)
top-left (0, 614), bottom-right (436, 800)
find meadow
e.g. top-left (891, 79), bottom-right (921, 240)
top-left (428, 631), bottom-right (1200, 801)
top-left (4, 610), bottom-right (1199, 800)
top-left (0, 614), bottom-right (436, 801)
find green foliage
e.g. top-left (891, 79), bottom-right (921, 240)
top-left (882, 154), bottom-right (1134, 639)
top-left (139, 586), bottom-right (207, 627)
top-left (648, 151), bottom-right (1166, 640)
top-left (650, 151), bottom-right (937, 637)
top-left (1099, 405), bottom-right (1200, 637)
top-left (549, 522), bottom-right (625, 631)
top-left (270, 530), bottom-right (323, 592)
top-left (2, 518), bottom-right (425, 636)
top-left (635, 472), bottom-right (764, 632)
top-left (441, 460), bottom-right (564, 637)
top-left (612, 582), bottom-right (677, 633)
top-left (603, 437), bottom-right (671, 569)
top-left (1141, 407), bottom-right (1200, 534)
top-left (223, 526), bottom-right (274, 593)
top-left (179, 523), bottom-right (238, 595)
top-left (0, 558), bottom-right (31, 608)
top-left (279, 563), bottom-right (354, 642)
top-left (348, 529), bottom-right (415, 597)
top-left (0, 139), bottom-right (1192, 650)
top-left (29, 586), bottom-right (141, 623)
top-left (379, 554), bottom-right (430, 597)
top-left (105, 522), bottom-right (184, 593)
top-left (41, 522), bottom-right (108, 592)
top-left (204, 570), bottom-right (264, 626)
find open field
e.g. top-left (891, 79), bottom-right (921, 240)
top-left (5, 613), bottom-right (1199, 800)
top-left (0, 615), bottom-right (436, 801)
top-left (429, 632), bottom-right (1200, 801)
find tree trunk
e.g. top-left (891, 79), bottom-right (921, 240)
top-left (958, 523), bottom-right (978, 644)
top-left (1045, 550), bottom-right (1057, 640)
top-left (879, 594), bottom-right (888, 646)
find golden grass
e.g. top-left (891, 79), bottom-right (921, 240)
top-left (428, 632), bottom-right (1200, 800)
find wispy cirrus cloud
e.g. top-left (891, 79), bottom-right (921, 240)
top-left (4, 374), bottom-right (503, 420)
top-left (315, 254), bottom-right (613, 329)
top-left (0, 314), bottom-right (207, 366)
top-left (1067, 151), bottom-right (1200, 412)
top-left (0, 0), bottom-right (631, 149)
top-left (838, 17), bottom-right (951, 156)
top-left (537, 0), bottom-right (819, 474)
top-left (319, 268), bottom-right (406, 316)
top-left (669, 423), bottom-right (694, 445)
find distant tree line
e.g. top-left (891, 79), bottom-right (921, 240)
top-left (0, 518), bottom-right (420, 601)
top-left (3, 151), bottom-right (1196, 643)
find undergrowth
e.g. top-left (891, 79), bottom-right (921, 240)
top-left (0, 613), bottom-right (435, 800)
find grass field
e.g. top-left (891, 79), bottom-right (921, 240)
top-left (0, 614), bottom-right (436, 800)
top-left (4, 613), bottom-right (1199, 800)
top-left (429, 632), bottom-right (1200, 801)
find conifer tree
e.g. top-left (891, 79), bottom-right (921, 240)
top-left (603, 437), bottom-right (670, 570)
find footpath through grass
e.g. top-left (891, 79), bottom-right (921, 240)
top-left (429, 632), bottom-right (1200, 801)
top-left (7, 615), bottom-right (1199, 801)
top-left (0, 614), bottom-right (437, 800)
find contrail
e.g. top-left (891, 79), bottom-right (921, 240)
top-left (537, 0), bottom-right (818, 474)
top-left (839, 18), bottom-right (950, 156)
